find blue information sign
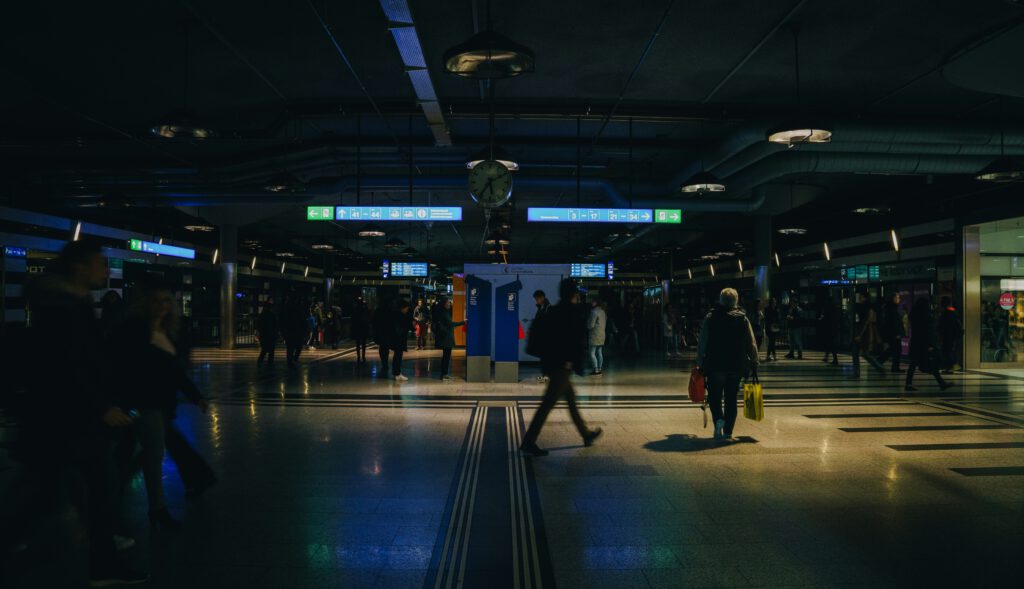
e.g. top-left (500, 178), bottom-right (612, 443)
top-left (334, 206), bottom-right (462, 222)
top-left (527, 207), bottom-right (654, 223)
top-left (494, 280), bottom-right (522, 362)
top-left (128, 239), bottom-right (196, 260)
top-left (465, 275), bottom-right (492, 358)
top-left (570, 263), bottom-right (607, 278)
top-left (381, 260), bottom-right (390, 279)
top-left (391, 262), bottom-right (429, 277)
top-left (4, 246), bottom-right (27, 258)
top-left (607, 261), bottom-right (614, 280)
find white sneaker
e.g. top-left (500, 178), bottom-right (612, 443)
top-left (114, 535), bottom-right (136, 552)
top-left (395, 374), bottom-right (409, 382)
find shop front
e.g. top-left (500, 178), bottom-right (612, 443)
top-left (964, 217), bottom-right (1024, 368)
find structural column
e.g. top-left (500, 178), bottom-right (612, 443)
top-left (219, 224), bottom-right (238, 350)
top-left (323, 254), bottom-right (335, 306)
top-left (961, 224), bottom-right (981, 369)
top-left (754, 215), bottom-right (772, 303)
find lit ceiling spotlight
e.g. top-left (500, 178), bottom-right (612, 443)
top-left (681, 171), bottom-right (726, 194)
top-left (687, 268), bottom-right (693, 280)
top-left (212, 248), bottom-right (219, 264)
top-left (250, 256), bottom-right (257, 270)
top-left (852, 206), bottom-right (891, 215)
top-left (443, 29), bottom-right (535, 79)
top-left (715, 251), bottom-right (735, 257)
top-left (774, 252), bottom-right (781, 267)
top-left (304, 266), bottom-right (309, 278)
top-left (975, 157), bottom-right (1024, 183)
top-left (310, 241), bottom-right (335, 251)
top-left (467, 145), bottom-right (520, 171)
top-left (823, 242), bottom-right (831, 262)
top-left (738, 259), bottom-right (744, 272)
top-left (777, 228), bottom-right (807, 235)
top-left (242, 239), bottom-right (260, 248)
top-left (280, 262), bottom-right (286, 274)
top-left (73, 221), bottom-right (82, 241)
top-left (275, 252), bottom-right (296, 258)
top-left (700, 254), bottom-right (720, 260)
top-left (184, 224), bottom-right (215, 232)
top-left (484, 232), bottom-right (510, 245)
top-left (358, 223), bottom-right (386, 238)
top-left (767, 127), bottom-right (832, 146)
top-left (890, 229), bottom-right (900, 252)
top-left (158, 237), bottom-right (164, 245)
top-left (263, 172), bottom-right (305, 193)
top-left (151, 109), bottom-right (216, 139)
top-left (709, 263), bottom-right (716, 277)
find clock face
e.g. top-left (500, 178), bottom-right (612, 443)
top-left (468, 159), bottom-right (513, 208)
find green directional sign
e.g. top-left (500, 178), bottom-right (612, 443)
top-left (306, 206), bottom-right (333, 221)
top-left (129, 239), bottom-right (143, 251)
top-left (654, 209), bottom-right (682, 224)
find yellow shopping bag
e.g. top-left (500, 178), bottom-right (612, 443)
top-left (743, 373), bottom-right (764, 422)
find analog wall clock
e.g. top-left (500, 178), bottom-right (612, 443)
top-left (468, 159), bottom-right (513, 208)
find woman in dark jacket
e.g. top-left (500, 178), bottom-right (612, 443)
top-left (432, 296), bottom-right (465, 380)
top-left (351, 299), bottom-right (371, 364)
top-left (905, 296), bottom-right (952, 392)
top-left (115, 278), bottom-right (215, 529)
top-left (388, 299), bottom-right (413, 381)
top-left (763, 298), bottom-right (781, 362)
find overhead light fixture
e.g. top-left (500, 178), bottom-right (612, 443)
top-left (976, 157), bottom-right (1024, 183)
top-left (151, 109), bottom-right (215, 139)
top-left (242, 239), bottom-right (260, 248)
top-left (72, 221), bottom-right (82, 241)
top-left (767, 127), bottom-right (832, 146)
top-left (777, 228), bottom-right (807, 235)
top-left (891, 229), bottom-right (900, 252)
top-left (681, 171), bottom-right (726, 194)
top-left (275, 252), bottom-right (296, 258)
top-left (700, 254), bottom-right (720, 260)
top-left (358, 223), bottom-right (386, 238)
top-left (484, 232), bottom-right (510, 245)
top-left (823, 242), bottom-right (831, 261)
top-left (384, 237), bottom-right (405, 249)
top-left (400, 247), bottom-right (418, 256)
top-left (304, 266), bottom-right (309, 278)
top-left (184, 224), bottom-right (215, 232)
top-left (774, 252), bottom-right (781, 267)
top-left (212, 248), bottom-right (219, 264)
top-left (709, 264), bottom-right (715, 277)
top-left (311, 241), bottom-right (335, 251)
top-left (467, 145), bottom-right (520, 171)
top-left (250, 256), bottom-right (257, 270)
top-left (738, 259), bottom-right (744, 272)
top-left (852, 206), bottom-right (890, 215)
top-left (280, 262), bottom-right (286, 274)
top-left (687, 268), bottom-right (693, 279)
top-left (263, 172), bottom-right (305, 193)
top-left (443, 29), bottom-right (535, 79)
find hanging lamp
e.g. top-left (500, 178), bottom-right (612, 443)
top-left (467, 145), bottom-right (519, 171)
top-left (683, 121), bottom-right (726, 193)
top-left (977, 105), bottom-right (1024, 182)
top-left (767, 24), bottom-right (832, 146)
top-left (152, 20), bottom-right (215, 139)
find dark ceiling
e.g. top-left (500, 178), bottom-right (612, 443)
top-left (1, 0), bottom-right (1023, 272)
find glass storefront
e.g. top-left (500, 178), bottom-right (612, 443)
top-left (976, 217), bottom-right (1024, 365)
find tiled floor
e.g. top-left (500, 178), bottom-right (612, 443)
top-left (2, 344), bottom-right (1022, 587)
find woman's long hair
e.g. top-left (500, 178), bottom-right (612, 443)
top-left (127, 275), bottom-right (180, 341)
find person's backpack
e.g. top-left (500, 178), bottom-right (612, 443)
top-left (525, 311), bottom-right (551, 359)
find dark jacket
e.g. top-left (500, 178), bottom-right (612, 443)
top-left (389, 309), bottom-right (413, 351)
top-left (283, 300), bottom-right (309, 342)
top-left (881, 301), bottom-right (904, 339)
top-left (764, 305), bottom-right (781, 333)
top-left (697, 305), bottom-right (759, 374)
top-left (938, 307), bottom-right (963, 342)
top-left (113, 318), bottom-right (203, 417)
top-left (372, 306), bottom-right (391, 345)
top-left (819, 303), bottom-right (839, 338)
top-left (351, 305), bottom-right (371, 339)
top-left (539, 301), bottom-right (587, 372)
top-left (257, 308), bottom-right (278, 347)
top-left (432, 307), bottom-right (465, 348)
top-left (908, 306), bottom-right (938, 361)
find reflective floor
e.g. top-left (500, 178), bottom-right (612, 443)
top-left (3, 344), bottom-right (1023, 588)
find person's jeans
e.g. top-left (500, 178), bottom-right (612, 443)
top-left (767, 332), bottom-right (778, 359)
top-left (522, 367), bottom-right (591, 445)
top-left (588, 345), bottom-right (604, 371)
top-left (441, 347), bottom-right (453, 377)
top-left (664, 336), bottom-right (677, 356)
top-left (355, 337), bottom-right (367, 360)
top-left (378, 343), bottom-right (391, 370)
top-left (788, 328), bottom-right (803, 357)
top-left (134, 410), bottom-right (168, 511)
top-left (392, 349), bottom-right (404, 376)
top-left (706, 372), bottom-right (742, 435)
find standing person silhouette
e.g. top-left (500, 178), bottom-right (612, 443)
top-left (520, 279), bottom-right (602, 456)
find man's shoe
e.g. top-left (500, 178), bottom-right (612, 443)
top-left (395, 374), bottom-right (409, 382)
top-left (520, 442), bottom-right (549, 457)
top-left (583, 427), bottom-right (603, 447)
top-left (713, 419), bottom-right (725, 440)
top-left (441, 375), bottom-right (453, 381)
top-left (89, 563), bottom-right (149, 587)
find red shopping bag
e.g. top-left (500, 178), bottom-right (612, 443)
top-left (688, 367), bottom-right (706, 404)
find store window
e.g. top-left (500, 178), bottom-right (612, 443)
top-left (979, 219), bottom-right (1024, 364)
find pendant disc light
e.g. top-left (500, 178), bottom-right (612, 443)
top-left (766, 24), bottom-right (832, 146)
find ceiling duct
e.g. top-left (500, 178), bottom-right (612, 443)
top-left (379, 0), bottom-right (451, 146)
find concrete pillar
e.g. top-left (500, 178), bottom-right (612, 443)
top-left (323, 255), bottom-right (335, 306)
top-left (754, 215), bottom-right (772, 304)
top-left (219, 224), bottom-right (238, 350)
top-left (961, 224), bottom-right (981, 369)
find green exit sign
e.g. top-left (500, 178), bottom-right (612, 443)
top-left (129, 239), bottom-right (143, 251)
top-left (306, 206), bottom-right (333, 221)
top-left (654, 209), bottom-right (681, 224)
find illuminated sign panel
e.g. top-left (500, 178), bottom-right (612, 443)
top-left (306, 206), bottom-right (334, 221)
top-left (570, 263), bottom-right (607, 278)
top-left (527, 208), bottom-right (653, 223)
top-left (333, 206), bottom-right (462, 222)
top-left (128, 239), bottom-right (195, 260)
top-left (390, 262), bottom-right (429, 277)
top-left (654, 209), bottom-right (682, 224)
top-left (3, 246), bottom-right (27, 258)
top-left (607, 261), bottom-right (615, 280)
